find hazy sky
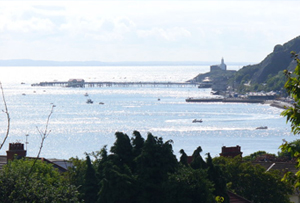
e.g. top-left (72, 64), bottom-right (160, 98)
top-left (0, 1), bottom-right (299, 63)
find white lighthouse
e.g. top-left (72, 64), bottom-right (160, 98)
top-left (220, 58), bottom-right (227, 71)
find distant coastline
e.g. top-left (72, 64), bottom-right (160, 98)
top-left (0, 59), bottom-right (250, 67)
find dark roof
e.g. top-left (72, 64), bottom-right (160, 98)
top-left (253, 161), bottom-right (298, 174)
top-left (0, 155), bottom-right (71, 173)
top-left (228, 191), bottom-right (251, 203)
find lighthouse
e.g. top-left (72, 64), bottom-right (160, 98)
top-left (220, 58), bottom-right (227, 71)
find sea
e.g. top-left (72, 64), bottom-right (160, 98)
top-left (0, 65), bottom-right (296, 160)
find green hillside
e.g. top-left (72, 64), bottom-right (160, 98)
top-left (232, 35), bottom-right (300, 93)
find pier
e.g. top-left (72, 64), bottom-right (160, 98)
top-left (31, 80), bottom-right (198, 88)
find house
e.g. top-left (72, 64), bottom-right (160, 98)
top-left (220, 145), bottom-right (243, 158)
top-left (67, 79), bottom-right (85, 87)
top-left (0, 142), bottom-right (71, 172)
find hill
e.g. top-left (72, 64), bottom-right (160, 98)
top-left (232, 35), bottom-right (300, 92)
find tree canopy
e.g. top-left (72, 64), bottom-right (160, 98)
top-left (280, 52), bottom-right (300, 190)
top-left (0, 158), bottom-right (80, 202)
top-left (69, 131), bottom-right (221, 203)
top-left (213, 156), bottom-right (292, 203)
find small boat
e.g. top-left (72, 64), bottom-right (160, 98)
top-left (84, 93), bottom-right (89, 97)
top-left (22, 93), bottom-right (26, 96)
top-left (256, 126), bottom-right (267, 130)
top-left (86, 99), bottom-right (93, 104)
top-left (99, 102), bottom-right (104, 105)
top-left (192, 119), bottom-right (203, 123)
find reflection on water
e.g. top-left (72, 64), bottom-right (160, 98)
top-left (0, 66), bottom-right (294, 159)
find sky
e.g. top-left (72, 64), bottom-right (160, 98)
top-left (0, 1), bottom-right (300, 63)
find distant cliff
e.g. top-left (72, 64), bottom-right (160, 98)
top-left (189, 36), bottom-right (300, 93)
top-left (235, 36), bottom-right (300, 84)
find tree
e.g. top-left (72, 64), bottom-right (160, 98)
top-left (179, 149), bottom-right (188, 166)
top-left (206, 153), bottom-right (229, 203)
top-left (213, 156), bottom-right (292, 203)
top-left (69, 131), bottom-right (226, 203)
top-left (242, 150), bottom-right (271, 161)
top-left (98, 161), bottom-right (136, 203)
top-left (281, 52), bottom-right (300, 134)
top-left (278, 139), bottom-right (300, 160)
top-left (0, 83), bottom-right (10, 151)
top-left (67, 156), bottom-right (87, 201)
top-left (164, 166), bottom-right (214, 203)
top-left (110, 132), bottom-right (134, 168)
top-left (190, 146), bottom-right (206, 169)
top-left (131, 130), bottom-right (144, 158)
top-left (135, 133), bottom-right (178, 203)
top-left (280, 52), bottom-right (300, 189)
top-left (0, 158), bottom-right (80, 202)
top-left (83, 155), bottom-right (98, 203)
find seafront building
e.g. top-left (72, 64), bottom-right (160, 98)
top-left (210, 58), bottom-right (227, 72)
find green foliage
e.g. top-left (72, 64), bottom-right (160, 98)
top-left (215, 196), bottom-right (225, 203)
top-left (67, 130), bottom-right (294, 203)
top-left (206, 153), bottom-right (229, 203)
top-left (278, 139), bottom-right (300, 160)
top-left (67, 157), bottom-right (87, 201)
top-left (98, 161), bottom-right (136, 203)
top-left (179, 149), bottom-right (188, 166)
top-left (280, 139), bottom-right (300, 190)
top-left (83, 155), bottom-right (98, 203)
top-left (135, 133), bottom-right (178, 202)
top-left (164, 166), bottom-right (214, 203)
top-left (0, 158), bottom-right (80, 202)
top-left (213, 156), bottom-right (292, 203)
top-left (111, 132), bottom-right (134, 168)
top-left (243, 150), bottom-right (267, 161)
top-left (281, 52), bottom-right (300, 134)
top-left (190, 146), bottom-right (206, 169)
top-left (69, 131), bottom-right (220, 203)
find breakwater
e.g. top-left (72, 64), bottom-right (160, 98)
top-left (186, 97), bottom-right (265, 103)
top-left (186, 97), bottom-right (294, 109)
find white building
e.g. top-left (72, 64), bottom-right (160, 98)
top-left (210, 58), bottom-right (227, 72)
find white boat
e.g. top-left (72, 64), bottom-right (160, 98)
top-left (84, 93), bottom-right (89, 96)
top-left (192, 119), bottom-right (203, 123)
top-left (256, 126), bottom-right (267, 130)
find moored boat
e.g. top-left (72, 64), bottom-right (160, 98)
top-left (86, 99), bottom-right (93, 104)
top-left (256, 126), bottom-right (267, 130)
top-left (192, 119), bottom-right (203, 123)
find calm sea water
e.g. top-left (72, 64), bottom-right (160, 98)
top-left (0, 66), bottom-right (295, 159)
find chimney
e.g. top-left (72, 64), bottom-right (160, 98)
top-left (6, 143), bottom-right (27, 162)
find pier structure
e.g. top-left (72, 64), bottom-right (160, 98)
top-left (31, 81), bottom-right (198, 88)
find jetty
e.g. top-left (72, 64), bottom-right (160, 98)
top-left (186, 97), bottom-right (295, 108)
top-left (186, 97), bottom-right (265, 104)
top-left (31, 79), bottom-right (198, 88)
